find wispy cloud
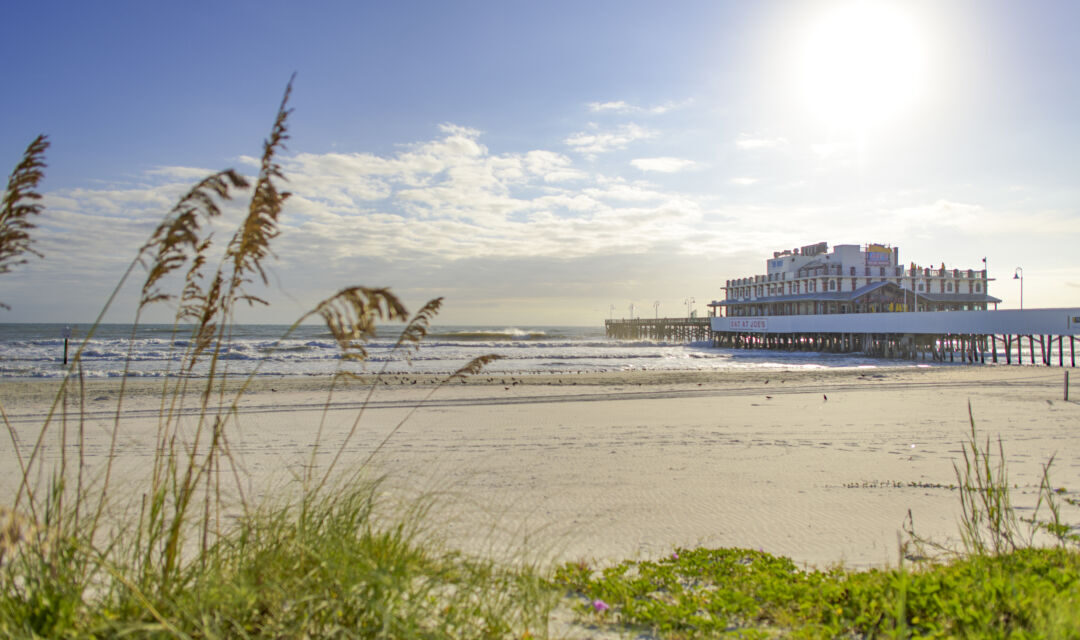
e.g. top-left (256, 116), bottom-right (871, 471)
top-left (587, 99), bottom-right (691, 115)
top-left (588, 100), bottom-right (633, 113)
top-left (631, 157), bottom-right (698, 173)
top-left (565, 123), bottom-right (656, 155)
top-left (730, 177), bottom-right (758, 186)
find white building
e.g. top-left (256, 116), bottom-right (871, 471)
top-left (712, 242), bottom-right (1000, 318)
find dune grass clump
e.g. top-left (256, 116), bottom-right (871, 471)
top-left (0, 81), bottom-right (557, 638)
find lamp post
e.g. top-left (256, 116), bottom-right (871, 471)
top-left (629, 303), bottom-right (636, 320)
top-left (1013, 267), bottom-right (1023, 310)
top-left (684, 297), bottom-right (695, 318)
top-left (653, 300), bottom-right (660, 319)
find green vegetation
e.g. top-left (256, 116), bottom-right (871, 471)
top-left (2, 84), bottom-right (1078, 638)
top-left (556, 546), bottom-right (1080, 638)
top-left (557, 406), bottom-right (1080, 638)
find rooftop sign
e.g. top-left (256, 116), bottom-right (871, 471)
top-left (866, 244), bottom-right (892, 265)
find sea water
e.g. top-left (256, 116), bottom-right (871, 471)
top-left (0, 322), bottom-right (909, 379)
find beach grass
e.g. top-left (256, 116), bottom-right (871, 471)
top-left (1, 80), bottom-right (556, 638)
top-left (3, 82), bottom-right (1079, 638)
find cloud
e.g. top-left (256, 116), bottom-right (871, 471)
top-left (146, 165), bottom-right (220, 180)
top-left (587, 99), bottom-right (692, 115)
top-left (522, 150), bottom-right (587, 182)
top-left (564, 124), bottom-right (655, 155)
top-left (730, 177), bottom-right (758, 186)
top-left (588, 101), bottom-right (632, 113)
top-left (631, 157), bottom-right (698, 173)
top-left (29, 124), bottom-right (719, 284)
top-left (735, 135), bottom-right (788, 150)
top-left (647, 100), bottom-right (692, 114)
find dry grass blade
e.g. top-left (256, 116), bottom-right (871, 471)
top-left (393, 297), bottom-right (443, 358)
top-left (449, 354), bottom-right (503, 380)
top-left (139, 170), bottom-right (248, 308)
top-left (0, 134), bottom-right (49, 308)
top-left (313, 286), bottom-right (409, 361)
top-left (225, 75), bottom-right (294, 291)
top-left (180, 271), bottom-right (224, 367)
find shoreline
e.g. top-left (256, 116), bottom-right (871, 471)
top-left (3, 365), bottom-right (1078, 569)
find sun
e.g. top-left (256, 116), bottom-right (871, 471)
top-left (797, 2), bottom-right (926, 131)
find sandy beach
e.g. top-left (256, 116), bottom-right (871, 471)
top-left (2, 365), bottom-right (1078, 570)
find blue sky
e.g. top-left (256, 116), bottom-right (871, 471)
top-left (2, 0), bottom-right (1079, 325)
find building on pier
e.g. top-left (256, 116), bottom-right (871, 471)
top-left (713, 241), bottom-right (1000, 318)
top-left (605, 242), bottom-right (1079, 367)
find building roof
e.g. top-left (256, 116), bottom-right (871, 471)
top-left (917, 292), bottom-right (1003, 304)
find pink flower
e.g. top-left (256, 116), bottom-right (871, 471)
top-left (671, 552), bottom-right (679, 560)
top-left (592, 599), bottom-right (609, 612)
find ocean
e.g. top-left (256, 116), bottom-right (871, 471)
top-left (0, 322), bottom-right (909, 379)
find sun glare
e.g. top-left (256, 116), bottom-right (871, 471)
top-left (798, 2), bottom-right (926, 131)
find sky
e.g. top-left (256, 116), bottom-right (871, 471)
top-left (2, 0), bottom-right (1079, 326)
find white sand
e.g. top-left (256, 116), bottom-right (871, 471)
top-left (2, 366), bottom-right (1078, 569)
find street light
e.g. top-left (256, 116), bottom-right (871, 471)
top-left (684, 297), bottom-right (695, 318)
top-left (629, 302), bottom-right (636, 320)
top-left (653, 300), bottom-right (660, 319)
top-left (1013, 267), bottom-right (1023, 310)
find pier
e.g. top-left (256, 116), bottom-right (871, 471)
top-left (605, 317), bottom-right (711, 342)
top-left (710, 308), bottom-right (1080, 366)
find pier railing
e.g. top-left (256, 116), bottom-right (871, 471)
top-left (605, 317), bottom-right (711, 342)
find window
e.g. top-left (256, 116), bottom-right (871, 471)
top-left (829, 279), bottom-right (837, 290)
top-left (918, 283), bottom-right (925, 292)
top-left (879, 267), bottom-right (886, 276)
top-left (975, 283), bottom-right (982, 293)
top-left (946, 283), bottom-right (953, 292)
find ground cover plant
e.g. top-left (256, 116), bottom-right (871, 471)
top-left (556, 410), bottom-right (1080, 638)
top-left (556, 545), bottom-right (1080, 638)
top-left (2, 83), bottom-right (1079, 638)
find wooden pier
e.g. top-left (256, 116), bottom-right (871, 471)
top-left (605, 317), bottom-right (711, 342)
top-left (711, 331), bottom-right (1079, 365)
top-left (709, 309), bottom-right (1080, 366)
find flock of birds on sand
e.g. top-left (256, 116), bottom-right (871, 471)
top-left (269, 372), bottom-right (878, 401)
